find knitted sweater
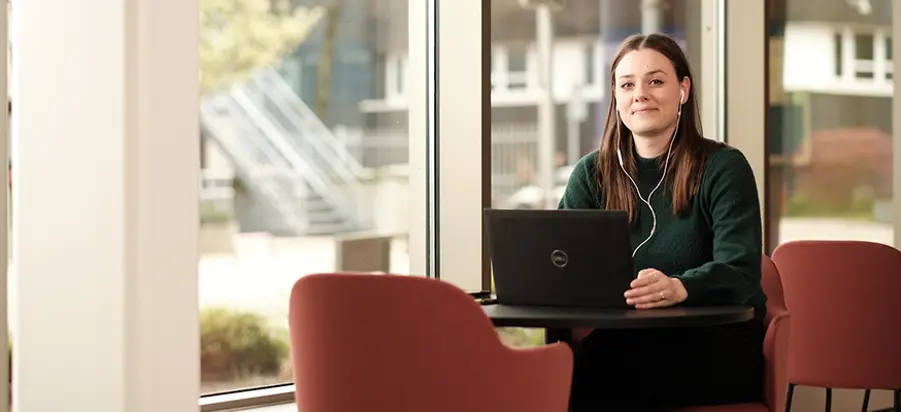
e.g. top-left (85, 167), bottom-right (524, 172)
top-left (558, 143), bottom-right (767, 320)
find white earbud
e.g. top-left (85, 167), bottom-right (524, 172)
top-left (618, 94), bottom-right (683, 258)
top-left (679, 90), bottom-right (684, 104)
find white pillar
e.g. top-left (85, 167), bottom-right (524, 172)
top-left (12, 0), bottom-right (199, 410)
top-left (535, 5), bottom-right (556, 210)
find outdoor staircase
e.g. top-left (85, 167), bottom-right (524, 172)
top-left (200, 68), bottom-right (367, 236)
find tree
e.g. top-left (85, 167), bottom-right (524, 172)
top-left (199, 0), bottom-right (324, 95)
top-left (314, 0), bottom-right (345, 120)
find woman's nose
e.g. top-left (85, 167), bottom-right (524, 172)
top-left (632, 84), bottom-right (649, 101)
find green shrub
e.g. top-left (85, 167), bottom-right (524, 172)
top-left (200, 307), bottom-right (289, 383)
top-left (785, 193), bottom-right (875, 220)
top-left (200, 203), bottom-right (233, 226)
top-left (496, 327), bottom-right (545, 348)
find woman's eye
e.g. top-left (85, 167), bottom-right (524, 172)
top-left (620, 82), bottom-right (633, 89)
top-left (650, 79), bottom-right (663, 85)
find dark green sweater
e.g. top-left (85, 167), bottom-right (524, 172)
top-left (559, 144), bottom-right (767, 320)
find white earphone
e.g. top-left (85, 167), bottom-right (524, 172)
top-left (616, 89), bottom-right (684, 257)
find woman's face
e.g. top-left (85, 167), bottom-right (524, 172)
top-left (613, 48), bottom-right (689, 138)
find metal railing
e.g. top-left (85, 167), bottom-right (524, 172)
top-left (200, 93), bottom-right (310, 234)
top-left (245, 67), bottom-right (366, 179)
top-left (229, 88), bottom-right (359, 229)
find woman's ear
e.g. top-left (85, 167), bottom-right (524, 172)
top-left (680, 77), bottom-right (691, 104)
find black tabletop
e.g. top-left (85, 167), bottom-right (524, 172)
top-left (483, 304), bottom-right (754, 329)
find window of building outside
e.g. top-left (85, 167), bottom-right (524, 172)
top-left (488, 0), bottom-right (704, 347)
top-left (766, 0), bottom-right (894, 252)
top-left (198, 0), bottom-right (411, 395)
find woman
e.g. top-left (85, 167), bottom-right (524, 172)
top-left (560, 33), bottom-right (767, 410)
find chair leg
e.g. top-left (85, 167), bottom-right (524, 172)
top-left (861, 389), bottom-right (870, 412)
top-left (825, 388), bottom-right (832, 412)
top-left (785, 383), bottom-right (795, 412)
top-left (893, 389), bottom-right (899, 412)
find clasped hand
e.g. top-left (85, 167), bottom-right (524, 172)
top-left (623, 269), bottom-right (688, 309)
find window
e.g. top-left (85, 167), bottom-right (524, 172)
top-left (396, 55), bottom-right (406, 96)
top-left (506, 46), bottom-right (529, 90)
top-left (831, 27), bottom-right (892, 83)
top-left (886, 35), bottom-right (893, 79)
top-left (854, 33), bottom-right (875, 78)
top-left (834, 32), bottom-right (843, 76)
top-left (197, 0), bottom-right (415, 396)
top-left (584, 42), bottom-right (596, 86)
top-left (488, 0), bottom-right (706, 347)
top-left (767, 1), bottom-right (894, 252)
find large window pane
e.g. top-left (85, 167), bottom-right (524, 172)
top-left (489, 0), bottom-right (703, 347)
top-left (766, 0), bottom-right (893, 249)
top-left (198, 0), bottom-right (411, 394)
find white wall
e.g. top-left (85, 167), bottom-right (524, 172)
top-left (13, 0), bottom-right (199, 411)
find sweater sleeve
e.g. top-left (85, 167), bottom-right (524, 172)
top-left (558, 152), bottom-right (601, 210)
top-left (675, 149), bottom-right (763, 305)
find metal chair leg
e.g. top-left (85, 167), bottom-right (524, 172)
top-left (825, 388), bottom-right (832, 412)
top-left (861, 389), bottom-right (870, 412)
top-left (785, 383), bottom-right (795, 412)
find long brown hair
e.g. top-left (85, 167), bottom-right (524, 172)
top-left (597, 33), bottom-right (718, 224)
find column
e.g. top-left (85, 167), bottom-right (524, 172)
top-left (13, 0), bottom-right (199, 411)
top-left (595, 0), bottom-right (631, 146)
top-left (724, 1), bottom-right (766, 238)
top-left (436, 0), bottom-right (487, 291)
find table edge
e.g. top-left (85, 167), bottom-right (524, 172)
top-left (485, 305), bottom-right (755, 329)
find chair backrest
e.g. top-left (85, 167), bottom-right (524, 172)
top-left (772, 240), bottom-right (901, 389)
top-left (760, 254), bottom-right (789, 410)
top-left (761, 254), bottom-right (786, 326)
top-left (288, 273), bottom-right (529, 412)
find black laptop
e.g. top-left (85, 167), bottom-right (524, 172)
top-left (484, 209), bottom-right (636, 308)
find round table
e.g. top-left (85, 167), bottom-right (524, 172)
top-left (483, 304), bottom-right (754, 330)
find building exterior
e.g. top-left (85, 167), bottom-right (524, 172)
top-left (768, 0), bottom-right (894, 245)
top-left (203, 0), bottom-right (705, 233)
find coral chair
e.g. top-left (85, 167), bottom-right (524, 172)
top-left (773, 240), bottom-right (901, 412)
top-left (672, 255), bottom-right (791, 412)
top-left (288, 273), bottom-right (574, 412)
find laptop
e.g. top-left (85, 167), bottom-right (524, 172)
top-left (484, 209), bottom-right (636, 308)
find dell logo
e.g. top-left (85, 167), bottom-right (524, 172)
top-left (550, 249), bottom-right (568, 268)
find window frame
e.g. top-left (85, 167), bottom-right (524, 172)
top-left (200, 0), bottom-right (439, 409)
top-left (429, 0), bottom-right (492, 293)
top-left (895, 0), bottom-right (901, 249)
top-left (453, 0), bottom-right (729, 294)
top-left (722, 0), bottom-right (767, 249)
top-left (0, 0), bottom-right (8, 410)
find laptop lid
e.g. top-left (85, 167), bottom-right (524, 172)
top-left (484, 209), bottom-right (635, 308)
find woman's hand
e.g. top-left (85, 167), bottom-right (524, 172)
top-left (624, 269), bottom-right (688, 309)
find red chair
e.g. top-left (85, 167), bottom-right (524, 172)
top-left (773, 240), bottom-right (901, 412)
top-left (673, 255), bottom-right (792, 412)
top-left (288, 273), bottom-right (574, 412)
